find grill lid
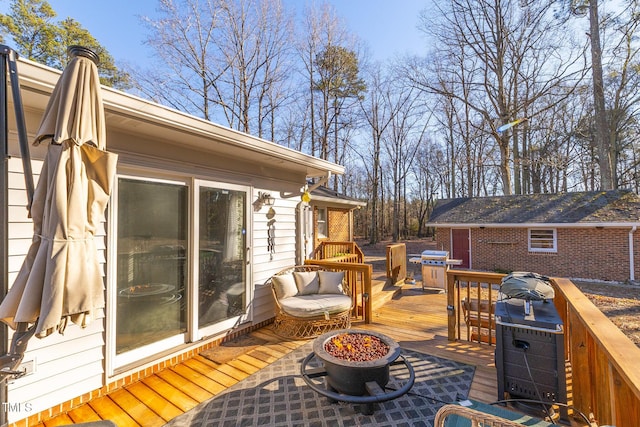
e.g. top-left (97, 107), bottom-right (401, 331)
top-left (421, 250), bottom-right (448, 260)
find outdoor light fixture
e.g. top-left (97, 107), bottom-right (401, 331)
top-left (257, 192), bottom-right (275, 207)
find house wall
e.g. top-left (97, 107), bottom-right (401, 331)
top-left (4, 105), bottom-right (303, 426)
top-left (3, 57), bottom-right (342, 425)
top-left (312, 206), bottom-right (352, 250)
top-left (6, 152), bottom-right (303, 424)
top-left (436, 226), bottom-right (640, 282)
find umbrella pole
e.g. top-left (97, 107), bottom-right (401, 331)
top-left (0, 43), bottom-right (11, 427)
top-left (0, 45), bottom-right (35, 426)
top-left (0, 46), bottom-right (34, 209)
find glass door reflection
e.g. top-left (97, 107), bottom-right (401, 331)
top-left (198, 187), bottom-right (247, 328)
top-left (116, 178), bottom-right (188, 354)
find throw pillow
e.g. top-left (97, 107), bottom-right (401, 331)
top-left (318, 271), bottom-right (345, 294)
top-left (272, 274), bottom-right (298, 300)
top-left (293, 271), bottom-right (320, 295)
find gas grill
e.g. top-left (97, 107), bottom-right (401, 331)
top-left (409, 250), bottom-right (461, 291)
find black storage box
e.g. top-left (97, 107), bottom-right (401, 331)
top-left (495, 299), bottom-right (567, 420)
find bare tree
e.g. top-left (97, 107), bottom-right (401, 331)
top-left (408, 0), bottom-right (586, 195)
top-left (382, 84), bottom-right (428, 241)
top-left (297, 3), bottom-right (347, 157)
top-left (138, 0), bottom-right (293, 135)
top-left (138, 0), bottom-right (222, 119)
top-left (358, 64), bottom-right (394, 244)
top-left (215, 0), bottom-right (294, 134)
top-left (602, 0), bottom-right (640, 189)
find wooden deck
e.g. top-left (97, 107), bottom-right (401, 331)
top-left (31, 287), bottom-right (498, 426)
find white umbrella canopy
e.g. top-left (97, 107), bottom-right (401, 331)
top-left (0, 46), bottom-right (118, 338)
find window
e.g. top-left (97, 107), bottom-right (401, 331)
top-left (317, 207), bottom-right (327, 238)
top-left (528, 229), bottom-right (557, 252)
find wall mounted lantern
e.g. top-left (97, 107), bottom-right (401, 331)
top-left (257, 191), bottom-right (275, 207)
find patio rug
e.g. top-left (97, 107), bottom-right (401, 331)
top-left (164, 342), bottom-right (475, 427)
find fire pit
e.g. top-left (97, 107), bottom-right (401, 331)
top-left (300, 329), bottom-right (415, 414)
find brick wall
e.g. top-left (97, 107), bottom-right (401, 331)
top-left (436, 227), bottom-right (639, 282)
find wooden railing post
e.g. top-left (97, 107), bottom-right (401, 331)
top-left (446, 270), bottom-right (457, 341)
top-left (385, 243), bottom-right (406, 285)
top-left (304, 260), bottom-right (373, 324)
top-left (552, 277), bottom-right (640, 426)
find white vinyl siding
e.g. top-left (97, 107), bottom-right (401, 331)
top-left (251, 192), bottom-right (299, 324)
top-left (528, 228), bottom-right (557, 253)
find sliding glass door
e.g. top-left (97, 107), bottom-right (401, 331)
top-left (114, 177), bottom-right (188, 363)
top-left (196, 182), bottom-right (249, 337)
top-left (111, 176), bottom-right (250, 370)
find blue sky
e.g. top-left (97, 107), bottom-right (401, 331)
top-left (0, 0), bottom-right (429, 67)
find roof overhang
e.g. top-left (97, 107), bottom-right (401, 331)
top-left (311, 195), bottom-right (366, 208)
top-left (16, 57), bottom-right (344, 180)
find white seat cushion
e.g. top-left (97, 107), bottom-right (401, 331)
top-left (293, 271), bottom-right (320, 295)
top-left (272, 274), bottom-right (298, 300)
top-left (278, 294), bottom-right (352, 318)
top-left (318, 271), bottom-right (345, 294)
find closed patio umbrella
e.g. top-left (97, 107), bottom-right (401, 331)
top-left (0, 46), bottom-right (117, 339)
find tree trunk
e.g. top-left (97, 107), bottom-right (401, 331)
top-left (589, 0), bottom-right (614, 189)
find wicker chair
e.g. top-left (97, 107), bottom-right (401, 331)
top-left (434, 404), bottom-right (549, 427)
top-left (267, 265), bottom-right (352, 339)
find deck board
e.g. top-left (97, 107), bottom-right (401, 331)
top-left (169, 364), bottom-right (227, 395)
top-left (66, 404), bottom-right (103, 424)
top-left (26, 284), bottom-right (577, 426)
top-left (140, 375), bottom-right (199, 412)
top-left (125, 381), bottom-right (183, 422)
top-left (42, 414), bottom-right (74, 426)
top-left (155, 369), bottom-right (213, 402)
top-left (108, 388), bottom-right (166, 427)
top-left (182, 358), bottom-right (233, 384)
top-left (87, 396), bottom-right (141, 427)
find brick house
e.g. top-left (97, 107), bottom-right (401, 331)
top-left (427, 190), bottom-right (640, 282)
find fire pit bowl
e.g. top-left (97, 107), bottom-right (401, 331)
top-left (312, 329), bottom-right (401, 396)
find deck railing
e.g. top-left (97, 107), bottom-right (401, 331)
top-left (552, 277), bottom-right (640, 427)
top-left (386, 243), bottom-right (407, 284)
top-left (447, 269), bottom-right (640, 427)
top-left (446, 270), bottom-right (503, 344)
top-left (304, 259), bottom-right (372, 324)
top-left (311, 241), bottom-right (364, 263)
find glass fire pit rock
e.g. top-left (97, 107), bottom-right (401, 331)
top-left (300, 329), bottom-right (415, 415)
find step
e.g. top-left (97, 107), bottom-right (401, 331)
top-left (370, 275), bottom-right (402, 311)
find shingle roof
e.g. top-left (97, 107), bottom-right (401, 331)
top-left (310, 185), bottom-right (366, 206)
top-left (428, 190), bottom-right (640, 225)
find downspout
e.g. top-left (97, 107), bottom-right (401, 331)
top-left (629, 226), bottom-right (637, 282)
top-left (295, 202), bottom-right (304, 265)
top-left (295, 201), bottom-right (312, 265)
top-left (307, 171), bottom-right (331, 192)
